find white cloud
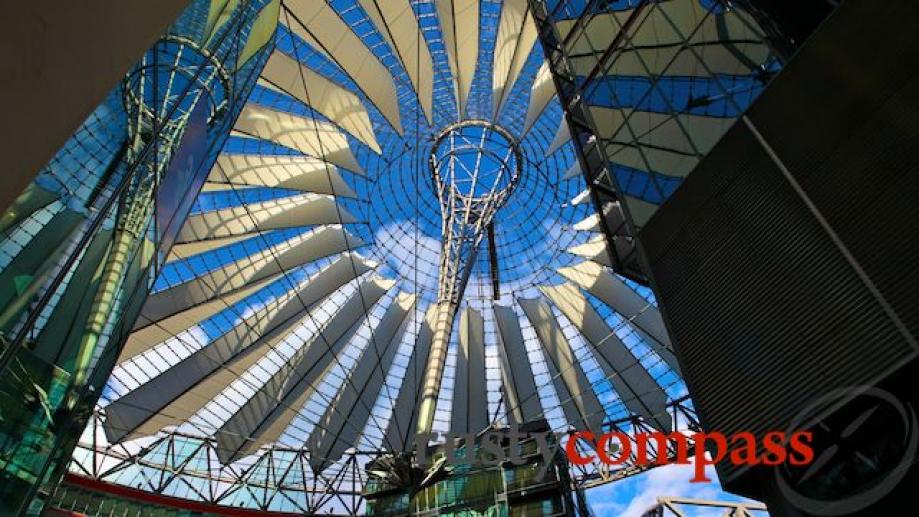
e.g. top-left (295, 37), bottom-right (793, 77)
top-left (373, 220), bottom-right (442, 292)
top-left (587, 461), bottom-right (765, 517)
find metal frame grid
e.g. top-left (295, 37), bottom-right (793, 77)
top-left (63, 396), bottom-right (699, 514)
top-left (31, 0), bottom-right (713, 514)
top-left (528, 0), bottom-right (782, 284)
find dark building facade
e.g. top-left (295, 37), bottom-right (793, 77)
top-left (638, 0), bottom-right (919, 514)
top-left (532, 0), bottom-right (919, 514)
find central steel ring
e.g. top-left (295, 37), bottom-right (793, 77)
top-left (429, 119), bottom-right (523, 205)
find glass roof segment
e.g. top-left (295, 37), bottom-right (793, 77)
top-left (67, 0), bottom-right (709, 512)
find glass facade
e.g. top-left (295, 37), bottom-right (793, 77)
top-left (0, 1), bottom-right (279, 514)
top-left (529, 0), bottom-right (783, 282)
top-left (364, 429), bottom-right (581, 516)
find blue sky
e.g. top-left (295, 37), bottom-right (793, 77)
top-left (586, 463), bottom-right (765, 516)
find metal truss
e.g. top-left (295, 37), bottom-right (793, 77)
top-left (417, 119), bottom-right (524, 435)
top-left (429, 119), bottom-right (523, 306)
top-left (528, 0), bottom-right (652, 285)
top-left (66, 413), bottom-right (373, 515)
top-left (645, 496), bottom-right (767, 517)
top-left (63, 397), bottom-right (699, 514)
